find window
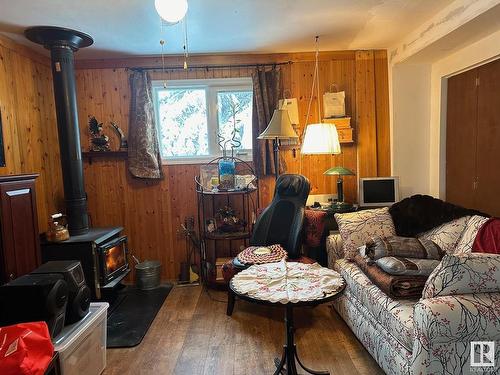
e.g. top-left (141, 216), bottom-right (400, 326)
top-left (153, 78), bottom-right (253, 163)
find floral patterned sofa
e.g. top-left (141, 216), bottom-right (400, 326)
top-left (326, 205), bottom-right (500, 375)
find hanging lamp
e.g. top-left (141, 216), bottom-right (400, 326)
top-left (300, 36), bottom-right (341, 156)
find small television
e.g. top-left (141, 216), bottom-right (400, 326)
top-left (359, 177), bottom-right (400, 207)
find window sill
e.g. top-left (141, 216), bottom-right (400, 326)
top-left (162, 154), bottom-right (253, 166)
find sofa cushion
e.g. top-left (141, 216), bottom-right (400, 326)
top-left (454, 215), bottom-right (489, 254)
top-left (422, 253), bottom-right (500, 299)
top-left (417, 216), bottom-right (469, 254)
top-left (334, 259), bottom-right (417, 351)
top-left (335, 208), bottom-right (396, 260)
top-left (412, 293), bottom-right (500, 375)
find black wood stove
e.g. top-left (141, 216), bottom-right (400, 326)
top-left (41, 227), bottom-right (129, 300)
top-left (25, 27), bottom-right (130, 301)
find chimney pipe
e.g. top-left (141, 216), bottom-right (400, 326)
top-left (25, 26), bottom-right (93, 235)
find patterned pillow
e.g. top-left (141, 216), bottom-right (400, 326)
top-left (376, 257), bottom-right (440, 276)
top-left (422, 253), bottom-right (500, 299)
top-left (454, 215), bottom-right (489, 254)
top-left (334, 208), bottom-right (396, 260)
top-left (417, 216), bottom-right (469, 254)
top-left (365, 235), bottom-right (443, 262)
top-left (303, 210), bottom-right (327, 247)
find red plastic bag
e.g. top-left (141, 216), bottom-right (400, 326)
top-left (0, 322), bottom-right (54, 375)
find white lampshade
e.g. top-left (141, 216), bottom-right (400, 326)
top-left (258, 109), bottom-right (299, 140)
top-left (155, 0), bottom-right (188, 23)
top-left (301, 123), bottom-right (341, 154)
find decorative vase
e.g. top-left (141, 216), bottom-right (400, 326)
top-left (218, 158), bottom-right (235, 190)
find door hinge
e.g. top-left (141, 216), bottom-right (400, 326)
top-left (475, 77), bottom-right (480, 86)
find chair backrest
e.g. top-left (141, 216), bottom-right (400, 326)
top-left (250, 174), bottom-right (310, 259)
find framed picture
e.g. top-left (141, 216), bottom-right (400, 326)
top-left (0, 110), bottom-right (5, 167)
top-left (199, 164), bottom-right (218, 191)
top-left (205, 218), bottom-right (217, 233)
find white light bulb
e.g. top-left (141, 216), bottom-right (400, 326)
top-left (155, 0), bottom-right (188, 23)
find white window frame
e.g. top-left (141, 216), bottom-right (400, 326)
top-left (152, 77), bottom-right (253, 165)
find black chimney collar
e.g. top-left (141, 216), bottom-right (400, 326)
top-left (25, 26), bottom-right (93, 51)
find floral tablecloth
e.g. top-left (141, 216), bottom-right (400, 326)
top-left (231, 260), bottom-right (345, 304)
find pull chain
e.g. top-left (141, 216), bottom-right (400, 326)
top-left (301, 35), bottom-right (321, 175)
top-left (315, 36), bottom-right (321, 122)
top-left (183, 17), bottom-right (189, 70)
top-left (160, 17), bottom-right (167, 88)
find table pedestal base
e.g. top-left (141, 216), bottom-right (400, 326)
top-left (273, 306), bottom-right (329, 375)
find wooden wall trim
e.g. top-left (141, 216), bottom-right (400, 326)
top-left (75, 51), bottom-right (357, 70)
top-left (374, 50), bottom-right (391, 176)
top-left (0, 34), bottom-right (50, 67)
top-left (355, 50), bottom-right (378, 178)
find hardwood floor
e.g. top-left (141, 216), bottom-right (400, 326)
top-left (104, 285), bottom-right (384, 375)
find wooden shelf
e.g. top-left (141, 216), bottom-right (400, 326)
top-left (82, 151), bottom-right (128, 164)
top-left (204, 231), bottom-right (251, 240)
top-left (197, 187), bottom-right (257, 195)
top-left (323, 117), bottom-right (354, 143)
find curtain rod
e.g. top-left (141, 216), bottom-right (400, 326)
top-left (129, 60), bottom-right (292, 72)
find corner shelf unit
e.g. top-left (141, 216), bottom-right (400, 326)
top-left (195, 157), bottom-right (259, 288)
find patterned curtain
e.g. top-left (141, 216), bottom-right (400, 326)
top-left (128, 71), bottom-right (163, 179)
top-left (252, 67), bottom-right (285, 176)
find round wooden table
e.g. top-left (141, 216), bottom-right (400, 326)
top-left (228, 262), bottom-right (345, 375)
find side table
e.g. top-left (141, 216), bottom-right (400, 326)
top-left (229, 261), bottom-right (345, 375)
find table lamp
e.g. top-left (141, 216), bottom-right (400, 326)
top-left (302, 123), bottom-right (355, 209)
top-left (258, 109), bottom-right (298, 180)
top-left (324, 166), bottom-right (355, 209)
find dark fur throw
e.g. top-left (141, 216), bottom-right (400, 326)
top-left (389, 194), bottom-right (488, 237)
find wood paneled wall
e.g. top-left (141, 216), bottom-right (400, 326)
top-left (75, 51), bottom-right (390, 281)
top-left (0, 32), bottom-right (390, 282)
top-left (0, 38), bottom-right (390, 282)
top-left (0, 35), bottom-right (63, 232)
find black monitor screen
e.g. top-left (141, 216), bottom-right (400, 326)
top-left (363, 179), bottom-right (396, 203)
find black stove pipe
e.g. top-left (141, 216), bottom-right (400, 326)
top-left (25, 26), bottom-right (93, 235)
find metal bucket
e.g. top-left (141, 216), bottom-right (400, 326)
top-left (135, 260), bottom-right (161, 290)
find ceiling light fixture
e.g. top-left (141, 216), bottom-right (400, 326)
top-left (155, 0), bottom-right (188, 24)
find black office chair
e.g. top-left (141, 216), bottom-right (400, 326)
top-left (251, 174), bottom-right (310, 257)
top-left (232, 174), bottom-right (310, 270)
top-left (227, 174), bottom-right (311, 315)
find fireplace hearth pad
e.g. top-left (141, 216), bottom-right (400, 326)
top-left (106, 284), bottom-right (172, 348)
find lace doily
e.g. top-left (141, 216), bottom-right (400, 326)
top-left (231, 260), bottom-right (345, 304)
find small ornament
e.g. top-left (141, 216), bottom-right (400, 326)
top-left (110, 122), bottom-right (128, 149)
top-left (88, 116), bottom-right (110, 151)
top-left (46, 213), bottom-right (69, 242)
top-left (216, 206), bottom-right (245, 233)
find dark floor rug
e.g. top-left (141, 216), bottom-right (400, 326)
top-left (107, 284), bottom-right (172, 348)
